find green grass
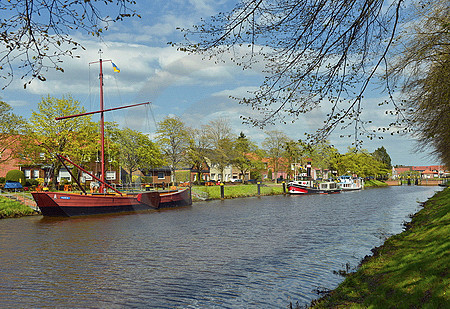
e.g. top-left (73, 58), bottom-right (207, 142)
top-left (310, 187), bottom-right (450, 308)
top-left (192, 183), bottom-right (284, 201)
top-left (364, 179), bottom-right (389, 187)
top-left (0, 195), bottom-right (38, 218)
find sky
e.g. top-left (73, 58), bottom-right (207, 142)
top-left (1, 0), bottom-right (441, 167)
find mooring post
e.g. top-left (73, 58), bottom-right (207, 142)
top-left (220, 182), bottom-right (225, 199)
top-left (282, 181), bottom-right (286, 194)
top-left (257, 181), bottom-right (261, 196)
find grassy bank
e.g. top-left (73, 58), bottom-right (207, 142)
top-left (364, 179), bottom-right (389, 187)
top-left (311, 187), bottom-right (450, 308)
top-left (0, 195), bottom-right (38, 219)
top-left (192, 183), bottom-right (284, 201)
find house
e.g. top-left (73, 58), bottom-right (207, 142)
top-left (421, 170), bottom-right (438, 179)
top-left (189, 161), bottom-right (211, 183)
top-left (391, 165), bottom-right (448, 179)
top-left (138, 167), bottom-right (172, 185)
top-left (208, 161), bottom-right (233, 182)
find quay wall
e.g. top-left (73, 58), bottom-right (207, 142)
top-left (385, 179), bottom-right (442, 186)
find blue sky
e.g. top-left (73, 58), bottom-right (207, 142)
top-left (1, 0), bottom-right (440, 166)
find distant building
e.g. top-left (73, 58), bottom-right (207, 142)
top-left (391, 165), bottom-right (448, 179)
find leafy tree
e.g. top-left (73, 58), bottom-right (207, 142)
top-left (0, 0), bottom-right (139, 89)
top-left (300, 140), bottom-right (340, 176)
top-left (334, 147), bottom-right (389, 177)
top-left (262, 130), bottom-right (289, 181)
top-left (156, 116), bottom-right (191, 183)
top-left (388, 0), bottom-right (449, 167)
top-left (112, 128), bottom-right (165, 183)
top-left (283, 139), bottom-right (305, 179)
top-left (0, 101), bottom-right (26, 164)
top-left (178, 0), bottom-right (405, 143)
top-left (372, 146), bottom-right (392, 169)
top-left (185, 128), bottom-right (211, 183)
top-left (26, 95), bottom-right (98, 187)
top-left (203, 118), bottom-right (235, 181)
top-left (231, 132), bottom-right (264, 181)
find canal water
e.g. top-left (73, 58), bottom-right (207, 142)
top-left (0, 186), bottom-right (440, 308)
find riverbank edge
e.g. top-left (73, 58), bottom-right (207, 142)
top-left (364, 179), bottom-right (388, 187)
top-left (0, 195), bottom-right (40, 219)
top-left (309, 187), bottom-right (449, 308)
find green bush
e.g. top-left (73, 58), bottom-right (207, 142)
top-left (5, 170), bottom-right (26, 185)
top-left (0, 177), bottom-right (5, 184)
top-left (25, 179), bottom-right (40, 187)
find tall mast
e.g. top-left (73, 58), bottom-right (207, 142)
top-left (99, 50), bottom-right (106, 193)
top-left (54, 51), bottom-right (150, 194)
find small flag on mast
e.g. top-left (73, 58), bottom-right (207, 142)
top-left (112, 62), bottom-right (120, 73)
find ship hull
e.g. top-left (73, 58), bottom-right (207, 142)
top-left (32, 191), bottom-right (160, 217)
top-left (160, 188), bottom-right (192, 208)
top-left (288, 182), bottom-right (341, 195)
top-left (32, 188), bottom-right (192, 217)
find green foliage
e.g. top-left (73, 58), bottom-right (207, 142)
top-left (0, 196), bottom-right (36, 218)
top-left (371, 146), bottom-right (392, 169)
top-left (364, 179), bottom-right (388, 187)
top-left (174, 170), bottom-right (190, 183)
top-left (303, 140), bottom-right (340, 171)
top-left (25, 179), bottom-right (40, 187)
top-left (111, 127), bottom-right (165, 182)
top-left (5, 170), bottom-right (25, 184)
top-left (0, 101), bottom-right (26, 164)
top-left (231, 133), bottom-right (264, 180)
top-left (0, 177), bottom-right (5, 184)
top-left (25, 95), bottom-right (99, 186)
top-left (332, 148), bottom-right (389, 177)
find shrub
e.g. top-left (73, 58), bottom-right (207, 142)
top-left (0, 177), bottom-right (5, 184)
top-left (25, 179), bottom-right (40, 187)
top-left (5, 170), bottom-right (26, 185)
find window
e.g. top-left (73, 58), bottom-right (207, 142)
top-left (33, 170), bottom-right (40, 179)
top-left (106, 171), bottom-right (116, 180)
top-left (39, 153), bottom-right (45, 159)
top-left (158, 172), bottom-right (165, 179)
top-left (24, 169), bottom-right (31, 179)
top-left (58, 168), bottom-right (71, 182)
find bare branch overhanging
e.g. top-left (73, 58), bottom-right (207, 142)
top-left (177, 0), bottom-right (412, 145)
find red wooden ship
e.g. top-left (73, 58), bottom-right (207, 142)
top-left (32, 54), bottom-right (191, 217)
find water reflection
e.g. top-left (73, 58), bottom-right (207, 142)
top-left (0, 186), bottom-right (440, 308)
